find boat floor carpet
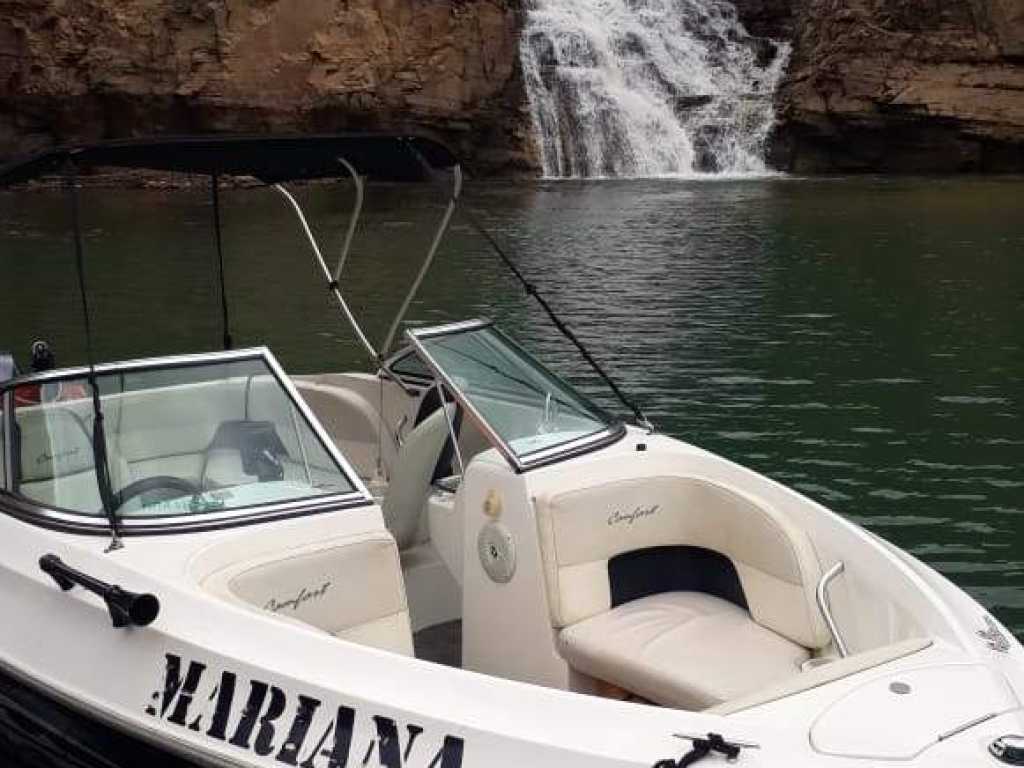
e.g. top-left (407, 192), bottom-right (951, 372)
top-left (413, 620), bottom-right (462, 668)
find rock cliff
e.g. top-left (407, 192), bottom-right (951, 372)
top-left (0, 0), bottom-right (533, 175)
top-left (2, 0), bottom-right (1023, 175)
top-left (774, 0), bottom-right (1024, 172)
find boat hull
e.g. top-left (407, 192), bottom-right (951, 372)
top-left (1, 437), bottom-right (1023, 768)
top-left (0, 664), bottom-right (201, 768)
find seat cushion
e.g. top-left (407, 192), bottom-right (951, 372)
top-left (382, 405), bottom-right (452, 549)
top-left (558, 592), bottom-right (810, 710)
top-left (536, 476), bottom-right (829, 649)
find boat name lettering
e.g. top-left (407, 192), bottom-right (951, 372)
top-left (608, 504), bottom-right (660, 526)
top-left (264, 582), bottom-right (331, 613)
top-left (146, 653), bottom-right (465, 768)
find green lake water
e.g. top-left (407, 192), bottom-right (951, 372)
top-left (2, 176), bottom-right (1023, 634)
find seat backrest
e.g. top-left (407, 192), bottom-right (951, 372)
top-left (16, 403), bottom-right (131, 511)
top-left (535, 475), bottom-right (830, 649)
top-left (295, 380), bottom-right (396, 481)
top-left (202, 532), bottom-right (413, 656)
top-left (381, 405), bottom-right (452, 550)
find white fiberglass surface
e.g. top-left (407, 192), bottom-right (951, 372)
top-left (414, 325), bottom-right (615, 461)
top-left (8, 357), bottom-right (355, 517)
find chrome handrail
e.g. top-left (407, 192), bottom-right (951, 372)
top-left (816, 561), bottom-right (850, 658)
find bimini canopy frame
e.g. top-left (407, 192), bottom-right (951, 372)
top-left (0, 134), bottom-right (458, 186)
top-left (272, 162), bottom-right (463, 367)
top-left (0, 132), bottom-right (651, 458)
top-left (0, 133), bottom-right (461, 365)
top-left (0, 134), bottom-right (460, 547)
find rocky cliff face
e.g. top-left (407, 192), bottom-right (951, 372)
top-left (0, 0), bottom-right (534, 175)
top-left (2, 0), bottom-right (1023, 175)
top-left (774, 0), bottom-right (1024, 172)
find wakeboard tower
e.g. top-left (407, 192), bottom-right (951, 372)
top-left (0, 135), bottom-right (1022, 768)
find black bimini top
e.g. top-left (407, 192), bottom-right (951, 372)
top-left (0, 134), bottom-right (459, 187)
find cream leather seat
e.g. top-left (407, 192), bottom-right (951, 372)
top-left (202, 532), bottom-right (414, 656)
top-left (560, 592), bottom-right (809, 709)
top-left (381, 405), bottom-right (453, 550)
top-left (17, 405), bottom-right (132, 512)
top-left (294, 380), bottom-right (396, 481)
top-left (536, 476), bottom-right (830, 710)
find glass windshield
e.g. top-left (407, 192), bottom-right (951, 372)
top-left (410, 324), bottom-right (618, 467)
top-left (8, 355), bottom-right (357, 517)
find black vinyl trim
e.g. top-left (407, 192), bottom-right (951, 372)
top-left (0, 134), bottom-right (458, 188)
top-left (608, 546), bottom-right (748, 611)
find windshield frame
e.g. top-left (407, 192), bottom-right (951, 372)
top-left (406, 320), bottom-right (625, 473)
top-left (0, 347), bottom-right (373, 534)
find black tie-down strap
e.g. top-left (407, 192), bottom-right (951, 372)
top-left (653, 733), bottom-right (743, 767)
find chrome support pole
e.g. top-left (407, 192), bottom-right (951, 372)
top-left (436, 380), bottom-right (465, 478)
top-left (273, 183), bottom-right (378, 363)
top-left (381, 165), bottom-right (463, 355)
top-left (334, 157), bottom-right (364, 282)
top-left (816, 561), bottom-right (850, 658)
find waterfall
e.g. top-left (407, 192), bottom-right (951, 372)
top-left (520, 0), bottom-right (791, 178)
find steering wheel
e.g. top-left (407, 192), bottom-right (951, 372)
top-left (111, 476), bottom-right (200, 513)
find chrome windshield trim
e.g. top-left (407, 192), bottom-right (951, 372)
top-left (0, 347), bottom-right (373, 532)
top-left (408, 318), bottom-right (492, 340)
top-left (516, 423), bottom-right (626, 468)
top-left (405, 320), bottom-right (625, 473)
top-left (381, 345), bottom-right (421, 371)
top-left (261, 348), bottom-right (372, 501)
top-left (0, 347), bottom-right (273, 390)
top-left (379, 346), bottom-right (434, 388)
top-left (411, 333), bottom-right (519, 469)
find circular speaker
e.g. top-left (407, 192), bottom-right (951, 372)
top-left (477, 522), bottom-right (516, 583)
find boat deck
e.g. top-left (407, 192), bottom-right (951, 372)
top-left (413, 620), bottom-right (462, 668)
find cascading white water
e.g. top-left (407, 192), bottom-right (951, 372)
top-left (520, 0), bottom-right (791, 178)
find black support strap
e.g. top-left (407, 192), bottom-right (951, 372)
top-left (210, 172), bottom-right (233, 350)
top-left (65, 160), bottom-right (122, 549)
top-left (461, 208), bottom-right (653, 431)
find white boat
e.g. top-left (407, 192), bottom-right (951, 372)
top-left (1, 135), bottom-right (1023, 768)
